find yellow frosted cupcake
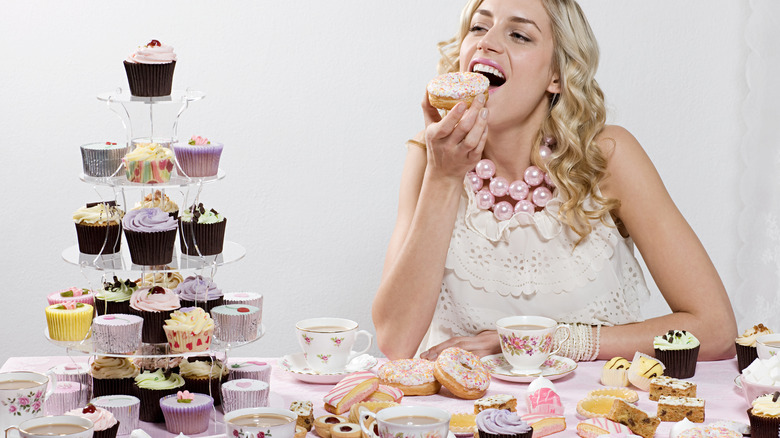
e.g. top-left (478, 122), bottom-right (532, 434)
top-left (45, 302), bottom-right (94, 341)
top-left (123, 142), bottom-right (174, 184)
top-left (163, 307), bottom-right (214, 353)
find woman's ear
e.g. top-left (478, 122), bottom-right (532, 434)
top-left (547, 73), bottom-right (561, 94)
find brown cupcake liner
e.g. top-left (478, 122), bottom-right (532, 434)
top-left (747, 407), bottom-right (780, 438)
top-left (128, 307), bottom-right (177, 344)
top-left (737, 343), bottom-right (759, 372)
top-left (180, 297), bottom-right (224, 314)
top-left (94, 298), bottom-right (131, 316)
top-left (654, 345), bottom-right (699, 379)
top-left (123, 61), bottom-right (176, 97)
top-left (478, 430), bottom-right (533, 438)
top-left (183, 375), bottom-right (226, 406)
top-left (124, 228), bottom-right (177, 266)
top-left (94, 421), bottom-right (120, 438)
top-left (179, 219), bottom-right (226, 256)
top-left (75, 223), bottom-right (122, 255)
top-left (136, 386), bottom-right (182, 423)
top-left (91, 377), bottom-right (136, 398)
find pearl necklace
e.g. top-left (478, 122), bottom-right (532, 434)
top-left (467, 137), bottom-right (556, 221)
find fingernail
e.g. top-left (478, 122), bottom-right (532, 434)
top-left (480, 108), bottom-right (488, 119)
top-left (477, 94), bottom-right (486, 104)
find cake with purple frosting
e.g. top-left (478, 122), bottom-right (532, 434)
top-left (174, 275), bottom-right (224, 313)
top-left (123, 207), bottom-right (177, 265)
top-left (173, 135), bottom-right (223, 178)
top-left (91, 313), bottom-right (143, 354)
top-left (159, 391), bottom-right (213, 435)
top-left (476, 409), bottom-right (533, 438)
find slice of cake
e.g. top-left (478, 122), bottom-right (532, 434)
top-left (576, 418), bottom-right (631, 438)
top-left (520, 414), bottom-right (565, 437)
top-left (657, 396), bottom-right (705, 423)
top-left (323, 371), bottom-right (378, 415)
top-left (365, 385), bottom-right (403, 403)
top-left (291, 400), bottom-right (315, 431)
top-left (649, 376), bottom-right (697, 401)
top-left (474, 394), bottom-right (517, 413)
top-left (606, 399), bottom-right (660, 438)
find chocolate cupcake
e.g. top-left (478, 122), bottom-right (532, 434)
top-left (747, 391), bottom-right (780, 438)
top-left (737, 324), bottom-right (773, 372)
top-left (123, 40), bottom-right (176, 97)
top-left (90, 356), bottom-right (139, 397)
top-left (123, 208), bottom-right (177, 266)
top-left (128, 286), bottom-right (180, 344)
top-left (653, 330), bottom-right (700, 378)
top-left (73, 203), bottom-right (124, 255)
top-left (179, 358), bottom-right (229, 406)
top-left (94, 276), bottom-right (137, 316)
top-left (133, 189), bottom-right (179, 218)
top-left (134, 370), bottom-right (185, 423)
top-left (179, 203), bottom-right (226, 256)
top-left (174, 275), bottom-right (224, 313)
top-left (91, 395), bottom-right (140, 436)
top-left (66, 404), bottom-right (120, 438)
top-left (476, 409), bottom-right (532, 438)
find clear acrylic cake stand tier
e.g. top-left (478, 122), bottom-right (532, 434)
top-left (79, 168), bottom-right (225, 188)
top-left (44, 324), bottom-right (265, 356)
top-left (61, 241), bottom-right (246, 271)
top-left (97, 89), bottom-right (205, 105)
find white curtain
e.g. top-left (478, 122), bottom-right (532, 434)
top-left (736, 1), bottom-right (780, 329)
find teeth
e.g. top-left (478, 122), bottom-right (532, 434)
top-left (472, 63), bottom-right (505, 79)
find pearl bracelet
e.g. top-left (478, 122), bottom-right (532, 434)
top-left (554, 323), bottom-right (602, 362)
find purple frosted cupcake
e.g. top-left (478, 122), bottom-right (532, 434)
top-left (175, 275), bottom-right (224, 313)
top-left (128, 286), bottom-right (180, 344)
top-left (123, 208), bottom-right (177, 266)
top-left (123, 40), bottom-right (176, 97)
top-left (160, 391), bottom-right (213, 434)
top-left (179, 203), bottom-right (227, 256)
top-left (173, 135), bottom-right (223, 177)
top-left (91, 314), bottom-right (143, 354)
top-left (476, 409), bottom-right (533, 438)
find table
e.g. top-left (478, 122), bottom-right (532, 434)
top-left (1, 356), bottom-right (750, 437)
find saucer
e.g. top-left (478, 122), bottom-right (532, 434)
top-left (481, 354), bottom-right (576, 383)
top-left (278, 353), bottom-right (378, 384)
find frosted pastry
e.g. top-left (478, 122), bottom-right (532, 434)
top-left (606, 399), bottom-right (660, 438)
top-left (526, 377), bottom-right (563, 415)
top-left (519, 414), bottom-right (565, 438)
top-left (626, 352), bottom-right (664, 391)
top-left (133, 190), bottom-right (178, 216)
top-left (173, 135), bottom-right (224, 177)
top-left (174, 274), bottom-right (224, 313)
top-left (45, 302), bottom-right (93, 342)
top-left (576, 418), bottom-right (630, 438)
top-left (427, 72), bottom-right (490, 111)
top-left (211, 304), bottom-right (261, 343)
top-left (648, 376), bottom-right (696, 401)
top-left (475, 394), bottom-right (516, 413)
top-left (123, 39), bottom-right (177, 97)
top-left (47, 287), bottom-right (95, 306)
top-left (162, 306), bottom-right (214, 353)
top-left (122, 207), bottom-right (178, 265)
top-left (91, 313), bottom-right (143, 354)
top-left (134, 370), bottom-right (185, 422)
top-left (123, 142), bottom-right (175, 184)
top-left (159, 391), bottom-right (213, 435)
top-left (179, 203), bottom-right (227, 256)
top-left (95, 276), bottom-right (137, 315)
top-left (178, 358), bottom-right (229, 406)
top-left (45, 381), bottom-right (87, 416)
top-left (323, 371), bottom-right (379, 415)
top-left (653, 330), bottom-right (700, 378)
top-left (128, 285), bottom-right (181, 344)
top-left (227, 360), bottom-right (271, 383)
top-left (221, 379), bottom-right (269, 414)
top-left (601, 357), bottom-right (631, 387)
top-left (65, 404), bottom-right (119, 438)
top-left (91, 395), bottom-right (140, 436)
top-left (365, 384), bottom-right (404, 403)
top-left (475, 409), bottom-right (532, 438)
top-left (656, 396), bottom-right (705, 423)
top-left (80, 141), bottom-right (129, 177)
top-left (737, 323), bottom-right (773, 372)
top-left (73, 203), bottom-right (124, 255)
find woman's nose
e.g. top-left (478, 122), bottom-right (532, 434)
top-left (477, 27), bottom-right (502, 53)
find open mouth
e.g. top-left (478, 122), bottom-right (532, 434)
top-left (472, 63), bottom-right (506, 87)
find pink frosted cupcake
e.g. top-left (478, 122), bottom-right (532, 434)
top-left (128, 285), bottom-right (181, 343)
top-left (123, 40), bottom-right (176, 97)
top-left (173, 135), bottom-right (223, 177)
top-left (159, 391), bottom-right (213, 435)
top-left (91, 395), bottom-right (140, 436)
top-left (47, 287), bottom-right (95, 306)
top-left (66, 404), bottom-right (120, 438)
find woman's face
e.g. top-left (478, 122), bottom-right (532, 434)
top-left (459, 0), bottom-right (559, 129)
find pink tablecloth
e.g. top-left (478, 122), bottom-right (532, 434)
top-left (1, 356), bottom-right (749, 437)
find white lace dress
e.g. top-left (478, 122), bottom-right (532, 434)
top-left (417, 180), bottom-right (651, 354)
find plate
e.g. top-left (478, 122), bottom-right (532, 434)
top-left (278, 353), bottom-right (378, 384)
top-left (480, 354), bottom-right (577, 383)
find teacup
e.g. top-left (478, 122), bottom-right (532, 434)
top-left (496, 316), bottom-right (571, 375)
top-left (0, 372), bottom-right (56, 430)
top-left (224, 407), bottom-right (297, 438)
top-left (7, 415), bottom-right (93, 438)
top-left (296, 318), bottom-right (373, 373)
top-left (359, 406), bottom-right (450, 438)
top-left (757, 334), bottom-right (780, 359)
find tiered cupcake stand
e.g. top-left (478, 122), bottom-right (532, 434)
top-left (53, 87), bottom-right (261, 435)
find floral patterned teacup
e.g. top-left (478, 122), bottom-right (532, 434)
top-left (756, 334), bottom-right (780, 360)
top-left (359, 405), bottom-right (450, 438)
top-left (224, 407), bottom-right (297, 438)
top-left (0, 371), bottom-right (56, 430)
top-left (295, 318), bottom-right (373, 373)
top-left (9, 415), bottom-right (93, 438)
top-left (496, 316), bottom-right (571, 375)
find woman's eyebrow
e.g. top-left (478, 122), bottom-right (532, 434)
top-left (474, 9), bottom-right (541, 33)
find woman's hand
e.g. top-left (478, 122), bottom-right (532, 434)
top-left (419, 330), bottom-right (502, 360)
top-left (421, 92), bottom-right (489, 183)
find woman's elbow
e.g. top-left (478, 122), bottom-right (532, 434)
top-left (699, 314), bottom-right (737, 360)
top-left (372, 307), bottom-right (418, 360)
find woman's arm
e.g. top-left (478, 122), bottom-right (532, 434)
top-left (598, 125), bottom-right (737, 360)
top-left (372, 96), bottom-right (489, 360)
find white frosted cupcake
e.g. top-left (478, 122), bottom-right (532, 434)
top-left (223, 292), bottom-right (263, 312)
top-left (227, 360), bottom-right (271, 383)
top-left (211, 304), bottom-right (260, 343)
top-left (91, 395), bottom-right (140, 436)
top-left (221, 379), bottom-right (269, 413)
top-left (91, 314), bottom-right (143, 354)
top-left (45, 381), bottom-right (87, 415)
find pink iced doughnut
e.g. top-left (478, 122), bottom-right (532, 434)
top-left (433, 347), bottom-right (490, 399)
top-left (427, 72), bottom-right (489, 110)
top-left (377, 359), bottom-right (441, 396)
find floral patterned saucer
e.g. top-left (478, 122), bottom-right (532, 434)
top-left (481, 354), bottom-right (577, 383)
top-left (278, 353), bottom-right (378, 384)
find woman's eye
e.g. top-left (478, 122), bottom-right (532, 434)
top-left (469, 25), bottom-right (488, 34)
top-left (510, 32), bottom-right (530, 42)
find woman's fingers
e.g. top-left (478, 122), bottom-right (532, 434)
top-left (421, 91), bottom-right (443, 127)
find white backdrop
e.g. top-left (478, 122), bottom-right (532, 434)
top-left (0, 1), bottom-right (763, 365)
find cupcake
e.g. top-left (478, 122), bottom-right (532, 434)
top-left (221, 379), bottom-right (269, 413)
top-left (52, 363), bottom-right (91, 396)
top-left (626, 352), bottom-right (665, 391)
top-left (179, 203), bottom-right (227, 256)
top-left (128, 285), bottom-right (181, 344)
top-left (45, 381), bottom-right (87, 415)
top-left (159, 391), bottom-right (213, 434)
top-left (134, 370), bottom-right (185, 423)
top-left (94, 276), bottom-right (137, 316)
top-left (91, 395), bottom-right (140, 436)
top-left (123, 143), bottom-right (175, 184)
top-left (175, 274), bottom-right (224, 313)
top-left (179, 358), bottom-right (229, 406)
top-left (737, 324), bottom-right (773, 372)
top-left (47, 287), bottom-right (95, 306)
top-left (91, 314), bottom-right (143, 354)
top-left (211, 304), bottom-right (261, 343)
top-left (601, 357), bottom-right (631, 387)
top-left (163, 307), bottom-right (214, 353)
top-left (476, 408), bottom-right (533, 438)
top-left (747, 391), bottom-right (780, 438)
top-left (133, 189), bottom-right (179, 218)
top-left (136, 270), bottom-right (184, 289)
top-left (173, 135), bottom-right (224, 177)
top-left (123, 39), bottom-right (176, 97)
top-left (66, 404), bottom-right (120, 438)
top-left (80, 141), bottom-right (129, 178)
top-left (227, 360), bottom-right (271, 383)
top-left (73, 202), bottom-right (124, 255)
top-left (224, 292), bottom-right (264, 311)
top-left (90, 356), bottom-right (139, 397)
top-left (45, 302), bottom-right (93, 342)
top-left (123, 207), bottom-right (177, 265)
top-left (653, 330), bottom-right (700, 378)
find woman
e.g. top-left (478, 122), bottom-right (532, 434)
top-left (372, 0), bottom-right (737, 361)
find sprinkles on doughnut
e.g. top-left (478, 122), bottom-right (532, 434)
top-left (433, 347), bottom-right (490, 399)
top-left (377, 358), bottom-right (441, 396)
top-left (427, 72), bottom-right (490, 110)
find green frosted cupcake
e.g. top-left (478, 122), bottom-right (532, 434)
top-left (134, 370), bottom-right (185, 423)
top-left (653, 330), bottom-right (700, 378)
top-left (95, 276), bottom-right (137, 315)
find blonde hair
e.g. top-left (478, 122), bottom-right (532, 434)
top-left (437, 0), bottom-right (619, 241)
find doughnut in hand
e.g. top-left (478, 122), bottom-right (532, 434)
top-left (427, 72), bottom-right (489, 110)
